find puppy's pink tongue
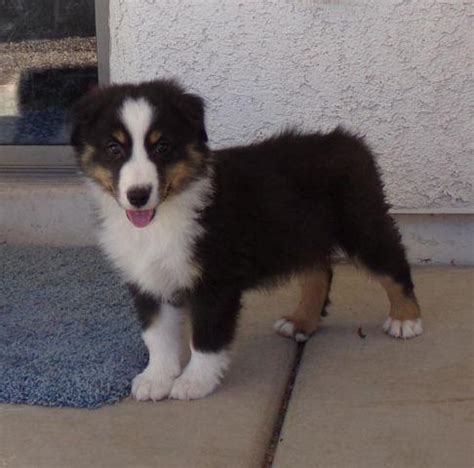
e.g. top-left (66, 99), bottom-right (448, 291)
top-left (126, 209), bottom-right (155, 228)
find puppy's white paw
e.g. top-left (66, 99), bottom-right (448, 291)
top-left (169, 350), bottom-right (229, 400)
top-left (170, 372), bottom-right (219, 400)
top-left (131, 369), bottom-right (176, 401)
top-left (274, 318), bottom-right (309, 342)
top-left (383, 317), bottom-right (423, 339)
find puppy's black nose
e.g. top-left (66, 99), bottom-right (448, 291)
top-left (127, 185), bottom-right (151, 208)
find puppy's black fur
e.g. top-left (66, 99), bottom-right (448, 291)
top-left (72, 79), bottom-right (418, 356)
top-left (188, 129), bottom-right (414, 351)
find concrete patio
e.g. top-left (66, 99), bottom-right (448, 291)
top-left (1, 265), bottom-right (473, 467)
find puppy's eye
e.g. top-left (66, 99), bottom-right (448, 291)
top-left (154, 140), bottom-right (171, 156)
top-left (106, 142), bottom-right (124, 158)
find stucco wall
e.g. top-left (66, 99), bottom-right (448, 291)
top-left (109, 0), bottom-right (472, 211)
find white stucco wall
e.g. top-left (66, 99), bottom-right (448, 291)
top-left (109, 0), bottom-right (472, 211)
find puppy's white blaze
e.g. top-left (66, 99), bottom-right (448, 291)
top-left (119, 98), bottom-right (159, 209)
top-left (131, 303), bottom-right (183, 401)
top-left (170, 349), bottom-right (230, 400)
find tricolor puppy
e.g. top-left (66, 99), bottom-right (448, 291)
top-left (71, 79), bottom-right (422, 401)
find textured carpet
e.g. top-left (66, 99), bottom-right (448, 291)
top-left (0, 246), bottom-right (147, 409)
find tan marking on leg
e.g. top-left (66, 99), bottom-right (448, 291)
top-left (148, 130), bottom-right (162, 145)
top-left (286, 268), bottom-right (330, 336)
top-left (379, 276), bottom-right (421, 321)
top-left (112, 130), bottom-right (127, 144)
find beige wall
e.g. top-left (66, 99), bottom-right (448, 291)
top-left (109, 0), bottom-right (473, 211)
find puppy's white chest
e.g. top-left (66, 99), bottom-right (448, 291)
top-left (94, 179), bottom-right (211, 300)
top-left (107, 226), bottom-right (199, 299)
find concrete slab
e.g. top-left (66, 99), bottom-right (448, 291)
top-left (273, 266), bottom-right (474, 468)
top-left (0, 286), bottom-right (298, 468)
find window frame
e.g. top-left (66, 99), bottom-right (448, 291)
top-left (0, 0), bottom-right (110, 180)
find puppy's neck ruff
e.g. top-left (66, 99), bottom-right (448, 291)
top-left (91, 171), bottom-right (214, 300)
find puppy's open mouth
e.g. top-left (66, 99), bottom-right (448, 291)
top-left (126, 209), bottom-right (156, 228)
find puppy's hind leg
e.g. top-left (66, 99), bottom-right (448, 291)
top-left (379, 275), bottom-right (422, 339)
top-left (355, 215), bottom-right (422, 339)
top-left (275, 266), bottom-right (332, 342)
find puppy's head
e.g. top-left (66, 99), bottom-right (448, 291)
top-left (71, 79), bottom-right (209, 228)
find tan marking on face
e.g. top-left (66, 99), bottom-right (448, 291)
top-left (80, 146), bottom-right (115, 194)
top-left (186, 144), bottom-right (206, 169)
top-left (379, 276), bottom-right (421, 320)
top-left (80, 144), bottom-right (94, 166)
top-left (162, 161), bottom-right (193, 199)
top-left (148, 130), bottom-right (162, 145)
top-left (161, 146), bottom-right (206, 200)
top-left (283, 268), bottom-right (331, 336)
top-left (112, 130), bottom-right (127, 144)
top-left (90, 166), bottom-right (115, 194)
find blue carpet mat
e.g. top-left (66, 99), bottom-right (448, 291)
top-left (0, 246), bottom-right (147, 409)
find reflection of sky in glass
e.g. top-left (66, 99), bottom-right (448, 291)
top-left (0, 1), bottom-right (97, 145)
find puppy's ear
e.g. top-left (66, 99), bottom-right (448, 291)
top-left (70, 87), bottom-right (104, 147)
top-left (179, 93), bottom-right (208, 143)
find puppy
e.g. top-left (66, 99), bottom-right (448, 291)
top-left (71, 79), bottom-right (422, 401)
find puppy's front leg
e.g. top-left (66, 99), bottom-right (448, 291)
top-left (170, 288), bottom-right (241, 400)
top-left (130, 290), bottom-right (183, 401)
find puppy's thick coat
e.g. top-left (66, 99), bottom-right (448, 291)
top-left (72, 80), bottom-right (422, 400)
